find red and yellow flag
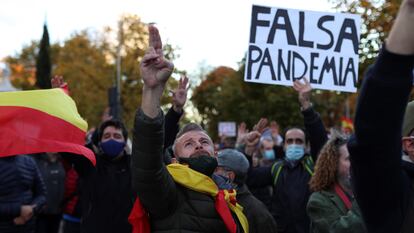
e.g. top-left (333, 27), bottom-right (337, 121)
top-left (341, 117), bottom-right (354, 132)
top-left (0, 88), bottom-right (95, 165)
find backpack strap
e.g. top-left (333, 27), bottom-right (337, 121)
top-left (271, 160), bottom-right (284, 187)
top-left (302, 155), bottom-right (314, 176)
top-left (271, 156), bottom-right (314, 187)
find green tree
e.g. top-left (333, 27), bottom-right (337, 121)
top-left (35, 24), bottom-right (52, 89)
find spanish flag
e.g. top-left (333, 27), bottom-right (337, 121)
top-left (341, 117), bottom-right (354, 132)
top-left (0, 88), bottom-right (95, 165)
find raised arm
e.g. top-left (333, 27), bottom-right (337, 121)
top-left (244, 118), bottom-right (274, 187)
top-left (51, 75), bottom-right (69, 94)
top-left (164, 76), bottom-right (188, 149)
top-left (349, 1), bottom-right (414, 232)
top-left (131, 25), bottom-right (177, 218)
top-left (293, 78), bottom-right (328, 161)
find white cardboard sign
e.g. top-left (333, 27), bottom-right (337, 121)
top-left (245, 5), bottom-right (361, 93)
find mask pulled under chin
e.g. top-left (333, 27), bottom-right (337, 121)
top-left (179, 155), bottom-right (218, 177)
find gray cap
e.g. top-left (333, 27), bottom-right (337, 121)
top-left (217, 149), bottom-right (250, 175)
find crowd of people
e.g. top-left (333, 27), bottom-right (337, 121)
top-left (1, 0), bottom-right (414, 233)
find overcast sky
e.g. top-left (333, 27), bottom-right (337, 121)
top-left (0, 0), bottom-right (334, 74)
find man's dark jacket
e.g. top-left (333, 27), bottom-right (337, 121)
top-left (237, 184), bottom-right (277, 233)
top-left (35, 154), bottom-right (66, 215)
top-left (348, 47), bottom-right (414, 233)
top-left (132, 108), bottom-right (243, 232)
top-left (66, 151), bottom-right (134, 233)
top-left (246, 107), bottom-right (328, 233)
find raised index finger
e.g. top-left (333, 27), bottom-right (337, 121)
top-left (148, 24), bottom-right (162, 52)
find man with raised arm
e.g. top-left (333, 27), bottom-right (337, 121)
top-left (130, 25), bottom-right (247, 233)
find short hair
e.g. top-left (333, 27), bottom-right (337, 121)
top-left (175, 123), bottom-right (206, 139)
top-left (172, 123), bottom-right (209, 155)
top-left (98, 119), bottom-right (128, 141)
top-left (283, 127), bottom-right (307, 143)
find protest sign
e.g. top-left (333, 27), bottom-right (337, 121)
top-left (218, 122), bottom-right (237, 137)
top-left (245, 5), bottom-right (361, 92)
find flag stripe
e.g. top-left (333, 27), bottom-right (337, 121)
top-left (0, 106), bottom-right (95, 164)
top-left (0, 89), bottom-right (87, 131)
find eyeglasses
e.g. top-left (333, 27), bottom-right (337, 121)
top-left (286, 138), bottom-right (304, 145)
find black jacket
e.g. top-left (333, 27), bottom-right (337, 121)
top-left (132, 108), bottom-right (243, 232)
top-left (62, 106), bottom-right (182, 233)
top-left (348, 47), bottom-right (414, 233)
top-left (237, 184), bottom-right (277, 233)
top-left (246, 107), bottom-right (328, 233)
top-left (0, 155), bottom-right (46, 233)
top-left (64, 152), bottom-right (134, 233)
top-left (35, 154), bottom-right (66, 215)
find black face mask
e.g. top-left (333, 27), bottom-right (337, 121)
top-left (179, 155), bottom-right (218, 177)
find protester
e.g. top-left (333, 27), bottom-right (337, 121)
top-left (245, 78), bottom-right (328, 233)
top-left (0, 155), bottom-right (47, 233)
top-left (63, 119), bottom-right (134, 233)
top-left (348, 1), bottom-right (414, 232)
top-left (307, 132), bottom-right (366, 233)
top-left (130, 25), bottom-right (248, 233)
top-left (215, 149), bottom-right (278, 233)
top-left (163, 75), bottom-right (189, 164)
top-left (258, 136), bottom-right (277, 166)
top-left (34, 153), bottom-right (66, 233)
top-left (246, 133), bottom-right (275, 209)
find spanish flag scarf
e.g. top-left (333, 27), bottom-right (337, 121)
top-left (128, 163), bottom-right (249, 233)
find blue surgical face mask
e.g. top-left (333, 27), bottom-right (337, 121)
top-left (285, 144), bottom-right (305, 161)
top-left (212, 173), bottom-right (234, 190)
top-left (263, 149), bottom-right (275, 160)
top-left (100, 139), bottom-right (125, 158)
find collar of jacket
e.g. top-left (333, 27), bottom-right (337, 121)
top-left (235, 184), bottom-right (251, 197)
top-left (284, 153), bottom-right (310, 168)
top-left (128, 163), bottom-right (249, 233)
top-left (167, 163), bottom-right (249, 233)
top-left (320, 189), bottom-right (349, 214)
top-left (402, 158), bottom-right (414, 179)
